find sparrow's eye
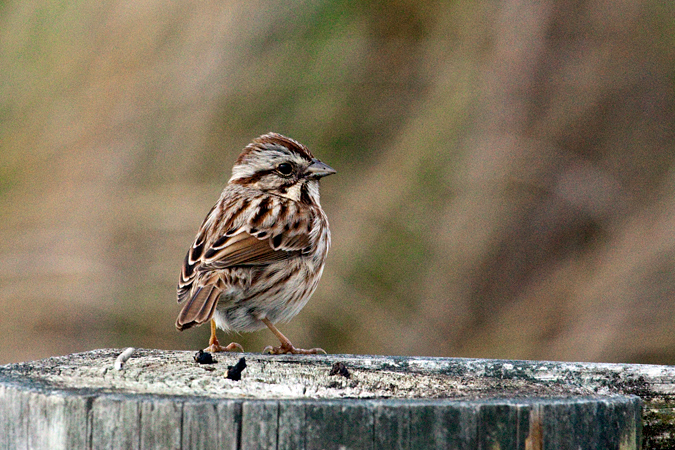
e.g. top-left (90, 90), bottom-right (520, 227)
top-left (276, 163), bottom-right (293, 176)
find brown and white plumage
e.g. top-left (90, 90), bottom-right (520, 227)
top-left (176, 133), bottom-right (335, 354)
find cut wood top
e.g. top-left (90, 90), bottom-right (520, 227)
top-left (1, 348), bottom-right (673, 401)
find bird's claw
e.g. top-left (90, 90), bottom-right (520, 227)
top-left (263, 343), bottom-right (327, 355)
top-left (205, 342), bottom-right (244, 353)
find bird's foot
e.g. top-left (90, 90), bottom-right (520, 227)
top-left (205, 342), bottom-right (244, 353)
top-left (263, 342), bottom-right (326, 355)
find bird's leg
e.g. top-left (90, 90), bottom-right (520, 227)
top-left (260, 317), bottom-right (326, 355)
top-left (204, 319), bottom-right (244, 353)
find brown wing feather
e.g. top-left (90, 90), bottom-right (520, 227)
top-left (176, 191), bottom-right (316, 329)
top-left (200, 232), bottom-right (301, 270)
top-left (177, 205), bottom-right (215, 305)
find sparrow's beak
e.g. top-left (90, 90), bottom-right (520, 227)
top-left (306, 159), bottom-right (337, 178)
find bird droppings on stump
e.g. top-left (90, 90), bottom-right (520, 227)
top-left (329, 361), bottom-right (350, 379)
top-left (193, 350), bottom-right (217, 365)
top-left (225, 357), bottom-right (247, 381)
top-left (113, 347), bottom-right (136, 371)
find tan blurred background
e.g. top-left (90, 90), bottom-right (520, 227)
top-left (1, 0), bottom-right (674, 365)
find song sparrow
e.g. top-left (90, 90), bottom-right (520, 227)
top-left (175, 132), bottom-right (336, 354)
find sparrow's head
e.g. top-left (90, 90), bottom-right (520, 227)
top-left (229, 132), bottom-right (336, 204)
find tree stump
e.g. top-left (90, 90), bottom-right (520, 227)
top-left (2, 349), bottom-right (672, 449)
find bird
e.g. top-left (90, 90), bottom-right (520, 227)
top-left (175, 132), bottom-right (336, 354)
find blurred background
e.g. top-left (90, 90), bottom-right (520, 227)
top-left (1, 0), bottom-right (674, 365)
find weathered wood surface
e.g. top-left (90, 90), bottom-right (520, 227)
top-left (1, 349), bottom-right (670, 449)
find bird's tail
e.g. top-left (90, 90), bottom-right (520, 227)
top-left (175, 282), bottom-right (221, 331)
